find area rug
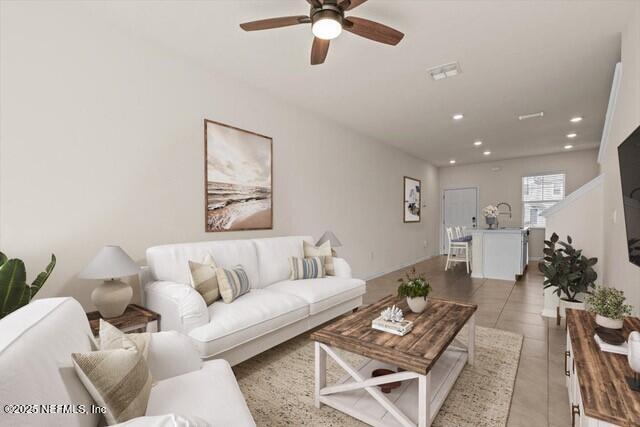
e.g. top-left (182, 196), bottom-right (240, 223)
top-left (233, 325), bottom-right (523, 427)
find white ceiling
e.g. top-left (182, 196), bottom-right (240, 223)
top-left (81, 0), bottom-right (634, 166)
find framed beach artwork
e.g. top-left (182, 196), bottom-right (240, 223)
top-left (204, 119), bottom-right (272, 232)
top-left (403, 176), bottom-right (421, 223)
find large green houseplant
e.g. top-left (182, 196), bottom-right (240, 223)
top-left (0, 252), bottom-right (56, 319)
top-left (539, 233), bottom-right (597, 315)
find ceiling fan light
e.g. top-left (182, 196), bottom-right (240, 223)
top-left (312, 17), bottom-right (342, 40)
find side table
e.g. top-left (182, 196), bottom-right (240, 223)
top-left (86, 304), bottom-right (160, 336)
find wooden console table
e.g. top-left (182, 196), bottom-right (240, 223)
top-left (565, 309), bottom-right (640, 426)
top-left (311, 295), bottom-right (477, 427)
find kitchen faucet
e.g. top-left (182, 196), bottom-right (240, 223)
top-left (496, 202), bottom-right (512, 228)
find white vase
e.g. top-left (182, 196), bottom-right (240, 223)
top-left (407, 297), bottom-right (427, 313)
top-left (558, 299), bottom-right (585, 318)
top-left (595, 314), bottom-right (624, 330)
top-left (627, 331), bottom-right (640, 390)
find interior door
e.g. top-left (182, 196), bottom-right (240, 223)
top-left (442, 187), bottom-right (478, 253)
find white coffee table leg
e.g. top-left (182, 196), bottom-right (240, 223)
top-left (418, 372), bottom-right (432, 427)
top-left (315, 341), bottom-right (326, 409)
top-left (468, 313), bottom-right (476, 366)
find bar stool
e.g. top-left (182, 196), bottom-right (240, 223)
top-left (445, 227), bottom-right (472, 273)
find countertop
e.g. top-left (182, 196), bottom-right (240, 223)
top-left (471, 227), bottom-right (529, 234)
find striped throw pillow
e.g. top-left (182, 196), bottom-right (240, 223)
top-left (72, 334), bottom-right (152, 425)
top-left (216, 265), bottom-right (250, 303)
top-left (303, 241), bottom-right (335, 276)
top-left (289, 256), bottom-right (325, 280)
top-left (188, 253), bottom-right (220, 305)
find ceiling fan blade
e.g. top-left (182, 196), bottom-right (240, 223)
top-left (306, 0), bottom-right (322, 8)
top-left (311, 37), bottom-right (330, 65)
top-left (344, 16), bottom-right (404, 45)
top-left (240, 15), bottom-right (310, 31)
top-left (339, 0), bottom-right (368, 11)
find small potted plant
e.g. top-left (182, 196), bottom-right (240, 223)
top-left (586, 286), bottom-right (632, 330)
top-left (397, 268), bottom-right (431, 313)
top-left (539, 233), bottom-right (597, 317)
top-left (483, 205), bottom-right (499, 229)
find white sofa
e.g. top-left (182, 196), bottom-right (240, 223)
top-left (0, 297), bottom-right (255, 427)
top-left (141, 235), bottom-right (365, 364)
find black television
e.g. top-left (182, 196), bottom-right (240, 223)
top-left (618, 124), bottom-right (640, 267)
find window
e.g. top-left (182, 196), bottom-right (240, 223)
top-left (522, 173), bottom-right (565, 228)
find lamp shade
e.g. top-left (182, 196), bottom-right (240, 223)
top-left (79, 246), bottom-right (139, 280)
top-left (316, 231), bottom-right (342, 248)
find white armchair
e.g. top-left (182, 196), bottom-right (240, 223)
top-left (0, 297), bottom-right (255, 427)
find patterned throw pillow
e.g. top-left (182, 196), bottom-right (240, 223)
top-left (72, 334), bottom-right (152, 425)
top-left (289, 256), bottom-right (326, 280)
top-left (216, 265), bottom-right (250, 303)
top-left (303, 241), bottom-right (334, 276)
top-left (188, 253), bottom-right (220, 305)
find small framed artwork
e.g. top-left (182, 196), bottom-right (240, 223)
top-left (403, 176), bottom-right (421, 223)
top-left (204, 119), bottom-right (273, 232)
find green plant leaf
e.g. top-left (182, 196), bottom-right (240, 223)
top-left (30, 254), bottom-right (56, 298)
top-left (567, 235), bottom-right (573, 244)
top-left (0, 259), bottom-right (28, 319)
top-left (0, 252), bottom-right (7, 268)
top-left (550, 233), bottom-right (559, 243)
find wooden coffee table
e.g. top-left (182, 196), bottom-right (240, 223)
top-left (310, 295), bottom-right (477, 427)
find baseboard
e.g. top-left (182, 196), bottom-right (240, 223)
top-left (364, 255), bottom-right (434, 281)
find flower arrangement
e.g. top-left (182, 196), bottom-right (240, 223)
top-left (482, 205), bottom-right (499, 218)
top-left (586, 286), bottom-right (632, 321)
top-left (397, 268), bottom-right (431, 299)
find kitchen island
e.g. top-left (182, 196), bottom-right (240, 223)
top-left (470, 227), bottom-right (529, 281)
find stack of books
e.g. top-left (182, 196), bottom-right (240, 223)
top-left (371, 316), bottom-right (413, 336)
top-left (594, 334), bottom-right (628, 355)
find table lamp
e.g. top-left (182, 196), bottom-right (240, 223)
top-left (316, 231), bottom-right (342, 256)
top-left (79, 246), bottom-right (140, 318)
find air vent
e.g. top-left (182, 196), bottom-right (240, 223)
top-left (427, 62), bottom-right (461, 81)
top-left (518, 111), bottom-right (544, 121)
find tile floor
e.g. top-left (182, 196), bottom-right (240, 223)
top-left (365, 256), bottom-right (570, 427)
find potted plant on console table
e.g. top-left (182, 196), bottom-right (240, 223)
top-left (539, 233), bottom-right (598, 320)
top-left (397, 268), bottom-right (431, 313)
top-left (586, 286), bottom-right (632, 330)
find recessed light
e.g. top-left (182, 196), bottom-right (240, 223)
top-left (566, 133), bottom-right (577, 139)
top-left (570, 116), bottom-right (583, 123)
top-left (452, 114), bottom-right (464, 120)
top-left (483, 150), bottom-right (491, 156)
top-left (449, 159), bottom-right (456, 164)
top-left (564, 144), bottom-right (574, 150)
top-left (473, 140), bottom-right (483, 146)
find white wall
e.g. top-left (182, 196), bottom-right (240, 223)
top-left (438, 149), bottom-right (600, 257)
top-left (544, 175), bottom-right (604, 285)
top-left (0, 2), bottom-right (440, 310)
top-left (600, 4), bottom-right (640, 315)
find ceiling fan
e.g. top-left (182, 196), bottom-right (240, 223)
top-left (239, 0), bottom-right (404, 65)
